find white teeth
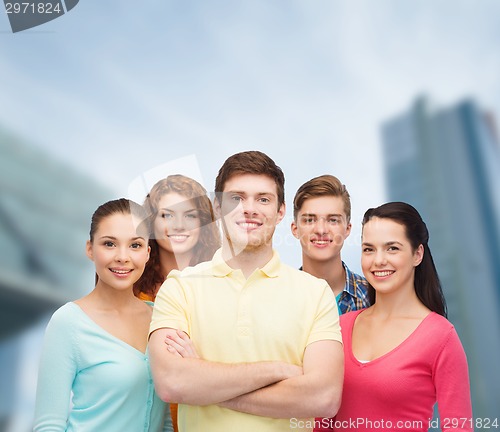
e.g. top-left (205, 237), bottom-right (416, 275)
top-left (168, 235), bottom-right (188, 240)
top-left (239, 223), bottom-right (259, 228)
top-left (374, 271), bottom-right (393, 277)
top-left (110, 269), bottom-right (131, 274)
top-left (313, 240), bottom-right (330, 245)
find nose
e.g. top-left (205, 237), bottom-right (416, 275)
top-left (171, 215), bottom-right (185, 231)
top-left (242, 198), bottom-right (257, 215)
top-left (373, 250), bottom-right (387, 266)
top-left (314, 217), bottom-right (328, 234)
top-left (115, 246), bottom-right (130, 262)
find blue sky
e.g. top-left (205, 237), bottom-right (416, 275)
top-left (1, 0), bottom-right (500, 270)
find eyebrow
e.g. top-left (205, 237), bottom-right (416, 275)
top-left (362, 241), bottom-right (404, 246)
top-left (300, 213), bottom-right (343, 217)
top-left (159, 207), bottom-right (198, 213)
top-left (98, 236), bottom-right (146, 241)
top-left (227, 190), bottom-right (277, 198)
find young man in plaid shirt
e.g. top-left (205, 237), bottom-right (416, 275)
top-left (291, 175), bottom-right (370, 315)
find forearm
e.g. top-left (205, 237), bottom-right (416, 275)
top-left (219, 371), bottom-right (341, 419)
top-left (162, 358), bottom-right (298, 405)
top-left (219, 340), bottom-right (343, 419)
top-left (150, 329), bottom-right (300, 405)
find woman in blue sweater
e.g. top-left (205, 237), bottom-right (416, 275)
top-left (34, 199), bottom-right (172, 432)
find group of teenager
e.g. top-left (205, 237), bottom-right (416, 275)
top-left (33, 151), bottom-right (473, 432)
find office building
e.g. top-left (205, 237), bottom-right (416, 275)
top-left (381, 96), bottom-right (500, 418)
top-left (0, 127), bottom-right (111, 430)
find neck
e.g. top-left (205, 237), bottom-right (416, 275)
top-left (370, 283), bottom-right (426, 318)
top-left (89, 282), bottom-right (137, 309)
top-left (221, 239), bottom-right (274, 278)
top-left (158, 247), bottom-right (193, 275)
top-left (302, 254), bottom-right (345, 296)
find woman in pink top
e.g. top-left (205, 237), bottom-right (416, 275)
top-left (315, 202), bottom-right (472, 432)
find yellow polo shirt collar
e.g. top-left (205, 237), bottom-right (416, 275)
top-left (211, 248), bottom-right (281, 278)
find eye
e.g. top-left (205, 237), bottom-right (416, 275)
top-left (258, 197), bottom-right (270, 204)
top-left (328, 217), bottom-right (340, 224)
top-left (301, 217), bottom-right (315, 224)
top-left (231, 195), bottom-right (242, 203)
top-left (104, 241), bottom-right (115, 247)
top-left (362, 247), bottom-right (373, 253)
top-left (160, 212), bottom-right (174, 219)
top-left (185, 212), bottom-right (199, 219)
top-left (131, 242), bottom-right (143, 249)
top-left (388, 246), bottom-right (399, 252)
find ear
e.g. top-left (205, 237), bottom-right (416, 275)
top-left (291, 220), bottom-right (299, 239)
top-left (147, 245), bottom-right (151, 261)
top-left (86, 240), bottom-right (94, 261)
top-left (276, 202), bottom-right (286, 225)
top-left (213, 197), bottom-right (222, 220)
top-left (413, 244), bottom-right (424, 267)
top-left (345, 221), bottom-right (352, 238)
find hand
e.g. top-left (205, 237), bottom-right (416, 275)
top-left (164, 329), bottom-right (199, 358)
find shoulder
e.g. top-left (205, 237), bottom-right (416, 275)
top-left (168, 259), bottom-right (214, 280)
top-left (277, 264), bottom-right (337, 307)
top-left (282, 263), bottom-right (334, 294)
top-left (42, 303), bottom-right (81, 357)
top-left (340, 309), bottom-right (364, 327)
top-left (420, 312), bottom-right (464, 353)
top-left (281, 262), bottom-right (326, 285)
top-left (424, 312), bottom-right (454, 333)
top-left (48, 302), bottom-right (79, 327)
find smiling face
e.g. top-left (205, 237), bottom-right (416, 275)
top-left (86, 212), bottom-right (150, 292)
top-left (216, 173), bottom-right (285, 254)
top-left (361, 217), bottom-right (423, 297)
top-left (291, 195), bottom-right (351, 265)
top-left (153, 192), bottom-right (201, 260)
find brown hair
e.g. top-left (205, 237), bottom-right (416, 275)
top-left (293, 174), bottom-right (351, 222)
top-left (90, 198), bottom-right (148, 242)
top-left (90, 198), bottom-right (149, 284)
top-left (214, 151), bottom-right (285, 209)
top-left (134, 175), bottom-right (220, 298)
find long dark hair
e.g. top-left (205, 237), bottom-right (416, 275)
top-left (362, 202), bottom-right (447, 317)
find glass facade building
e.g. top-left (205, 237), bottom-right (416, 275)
top-left (0, 127), bottom-right (111, 430)
top-left (381, 97), bottom-right (500, 418)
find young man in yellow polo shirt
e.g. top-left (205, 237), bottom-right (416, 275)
top-left (149, 151), bottom-right (343, 432)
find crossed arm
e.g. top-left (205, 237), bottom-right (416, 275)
top-left (149, 328), bottom-right (343, 419)
top-left (218, 338), bottom-right (343, 419)
top-left (149, 328), bottom-right (302, 406)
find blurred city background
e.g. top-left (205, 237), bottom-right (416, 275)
top-left (1, 1), bottom-right (500, 430)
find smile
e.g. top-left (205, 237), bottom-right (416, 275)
top-left (311, 239), bottom-right (332, 245)
top-left (373, 270), bottom-right (394, 277)
top-left (168, 235), bottom-right (190, 242)
top-left (237, 221), bottom-right (262, 229)
top-left (109, 268), bottom-right (132, 275)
